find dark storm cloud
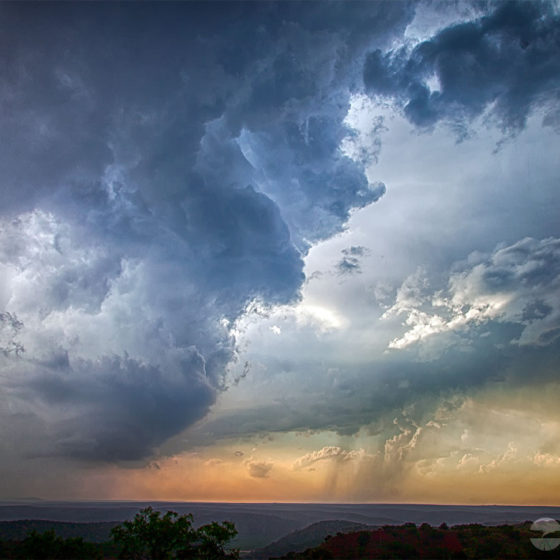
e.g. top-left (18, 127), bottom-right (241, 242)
top-left (194, 330), bottom-right (560, 451)
top-left (364, 1), bottom-right (560, 135)
top-left (0, 2), bottom-right (416, 461)
top-left (26, 354), bottom-right (214, 462)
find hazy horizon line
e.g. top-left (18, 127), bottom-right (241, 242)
top-left (1, 499), bottom-right (559, 508)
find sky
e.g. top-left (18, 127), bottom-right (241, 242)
top-left (0, 0), bottom-right (559, 505)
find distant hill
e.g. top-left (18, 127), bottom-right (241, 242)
top-left (214, 512), bottom-right (301, 550)
top-left (3, 501), bottom-right (560, 526)
top-left (2, 502), bottom-right (560, 554)
top-left (0, 515), bottom-right (301, 551)
top-left (248, 519), bottom-right (373, 559)
top-left (0, 520), bottom-right (118, 543)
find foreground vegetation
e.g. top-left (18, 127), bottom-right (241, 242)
top-left (0, 507), bottom-right (239, 559)
top-left (274, 521), bottom-right (560, 559)
top-left (1, 514), bottom-right (560, 559)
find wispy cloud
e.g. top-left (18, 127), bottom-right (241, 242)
top-left (293, 446), bottom-right (368, 470)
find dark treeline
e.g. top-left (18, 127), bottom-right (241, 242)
top-left (274, 521), bottom-right (560, 559)
top-left (1, 513), bottom-right (560, 559)
top-left (0, 507), bottom-right (239, 559)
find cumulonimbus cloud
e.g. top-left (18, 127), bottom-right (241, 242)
top-left (2, 1), bottom-right (559, 468)
top-left (0, 2), bottom-right (415, 462)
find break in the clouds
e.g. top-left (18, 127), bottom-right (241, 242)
top-left (1, 1), bottom-right (559, 502)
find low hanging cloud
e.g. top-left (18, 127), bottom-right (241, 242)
top-left (363, 1), bottom-right (560, 136)
top-left (26, 354), bottom-right (215, 462)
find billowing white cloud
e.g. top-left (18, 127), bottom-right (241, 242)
top-left (385, 237), bottom-right (560, 350)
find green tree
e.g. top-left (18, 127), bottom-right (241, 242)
top-left (187, 521), bottom-right (238, 559)
top-left (111, 507), bottom-right (239, 560)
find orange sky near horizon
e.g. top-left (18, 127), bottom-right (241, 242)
top-left (73, 385), bottom-right (560, 506)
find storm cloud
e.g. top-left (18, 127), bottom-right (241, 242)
top-left (364, 1), bottom-right (560, 136)
top-left (1, 1), bottom-right (559, 505)
top-left (0, 2), bottom-right (415, 462)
